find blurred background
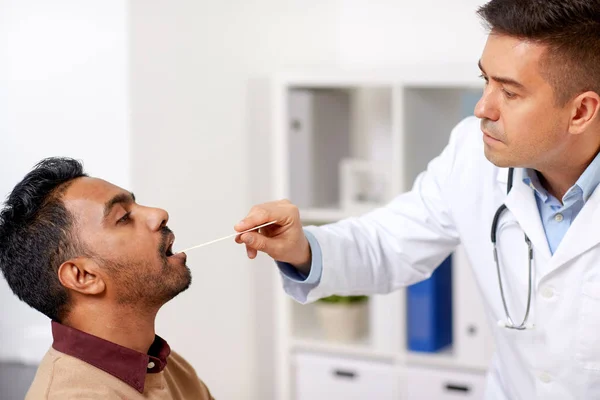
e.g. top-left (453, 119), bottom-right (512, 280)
top-left (1, 1), bottom-right (490, 399)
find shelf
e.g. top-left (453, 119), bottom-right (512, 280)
top-left (404, 347), bottom-right (487, 373)
top-left (273, 70), bottom-right (493, 400)
top-left (291, 339), bottom-right (488, 373)
top-left (299, 208), bottom-right (356, 224)
top-left (291, 337), bottom-right (395, 362)
top-left (290, 301), bottom-right (393, 361)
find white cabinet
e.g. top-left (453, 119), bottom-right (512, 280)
top-left (404, 365), bottom-right (487, 399)
top-left (287, 89), bottom-right (351, 210)
top-left (452, 245), bottom-right (495, 370)
top-left (294, 352), bottom-right (398, 400)
top-left (271, 68), bottom-right (494, 400)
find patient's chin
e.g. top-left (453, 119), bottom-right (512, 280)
top-left (162, 267), bottom-right (192, 302)
top-left (175, 268), bottom-right (192, 294)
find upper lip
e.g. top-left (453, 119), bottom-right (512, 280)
top-left (166, 232), bottom-right (175, 255)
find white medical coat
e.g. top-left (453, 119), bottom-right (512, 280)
top-left (281, 116), bottom-right (600, 400)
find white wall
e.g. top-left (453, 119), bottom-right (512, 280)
top-left (128, 1), bottom-right (487, 400)
top-left (337, 0), bottom-right (488, 67)
top-left (1, 0), bottom-right (488, 397)
top-left (0, 0), bottom-right (130, 363)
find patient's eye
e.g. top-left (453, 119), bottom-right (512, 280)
top-left (117, 212), bottom-right (131, 225)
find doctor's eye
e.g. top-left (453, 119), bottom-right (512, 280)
top-left (502, 89), bottom-right (516, 99)
top-left (478, 74), bottom-right (489, 84)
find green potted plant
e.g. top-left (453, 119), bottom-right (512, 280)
top-left (314, 295), bottom-right (369, 343)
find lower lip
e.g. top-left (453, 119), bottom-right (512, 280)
top-left (483, 132), bottom-right (501, 145)
top-left (168, 252), bottom-right (187, 262)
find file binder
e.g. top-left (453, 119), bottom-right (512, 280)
top-left (407, 255), bottom-right (453, 352)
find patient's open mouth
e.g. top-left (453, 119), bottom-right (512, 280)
top-left (163, 231), bottom-right (186, 262)
top-left (164, 233), bottom-right (175, 257)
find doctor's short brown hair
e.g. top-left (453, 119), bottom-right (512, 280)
top-left (477, 0), bottom-right (600, 106)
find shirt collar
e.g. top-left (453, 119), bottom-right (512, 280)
top-left (522, 168), bottom-right (549, 202)
top-left (522, 151), bottom-right (600, 204)
top-left (576, 150), bottom-right (600, 202)
top-left (51, 320), bottom-right (170, 393)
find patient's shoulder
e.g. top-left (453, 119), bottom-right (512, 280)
top-left (166, 350), bottom-right (215, 399)
top-left (25, 348), bottom-right (139, 399)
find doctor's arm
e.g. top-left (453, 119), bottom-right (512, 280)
top-left (235, 123), bottom-right (464, 304)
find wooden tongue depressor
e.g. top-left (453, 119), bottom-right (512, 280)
top-left (176, 221), bottom-right (277, 253)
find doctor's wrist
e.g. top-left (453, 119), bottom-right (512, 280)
top-left (291, 244), bottom-right (312, 276)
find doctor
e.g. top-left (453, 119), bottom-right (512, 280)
top-left (235, 0), bottom-right (600, 399)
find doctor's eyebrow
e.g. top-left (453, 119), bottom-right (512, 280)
top-left (478, 60), bottom-right (526, 90)
top-left (103, 192), bottom-right (136, 219)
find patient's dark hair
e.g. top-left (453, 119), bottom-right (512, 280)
top-left (0, 157), bottom-right (87, 322)
top-left (477, 0), bottom-right (600, 105)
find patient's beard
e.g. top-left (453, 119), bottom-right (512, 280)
top-left (100, 256), bottom-right (191, 310)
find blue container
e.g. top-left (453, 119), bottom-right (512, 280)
top-left (406, 255), bottom-right (453, 352)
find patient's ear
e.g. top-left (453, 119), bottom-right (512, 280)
top-left (58, 258), bottom-right (106, 295)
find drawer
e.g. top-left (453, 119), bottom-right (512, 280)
top-left (294, 352), bottom-right (398, 400)
top-left (404, 365), bottom-right (486, 399)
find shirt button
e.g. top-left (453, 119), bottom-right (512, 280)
top-left (539, 372), bottom-right (552, 383)
top-left (541, 287), bottom-right (554, 299)
top-left (554, 213), bottom-right (564, 222)
top-left (147, 361), bottom-right (155, 369)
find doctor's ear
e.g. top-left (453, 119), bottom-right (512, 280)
top-left (569, 91), bottom-right (600, 135)
top-left (57, 258), bottom-right (106, 295)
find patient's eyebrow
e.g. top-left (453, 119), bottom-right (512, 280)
top-left (103, 192), bottom-right (136, 219)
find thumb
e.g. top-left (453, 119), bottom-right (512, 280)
top-left (240, 232), bottom-right (271, 253)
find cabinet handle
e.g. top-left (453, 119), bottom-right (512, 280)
top-left (333, 369), bottom-right (357, 379)
top-left (291, 119), bottom-right (302, 131)
top-left (444, 383), bottom-right (470, 393)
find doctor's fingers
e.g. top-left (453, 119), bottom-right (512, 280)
top-left (238, 232), bottom-right (281, 258)
top-left (245, 244), bottom-right (258, 259)
top-left (238, 231), bottom-right (269, 250)
top-left (234, 233), bottom-right (259, 258)
top-left (234, 199), bottom-right (299, 233)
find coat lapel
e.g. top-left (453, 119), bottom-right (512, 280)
top-left (549, 186), bottom-right (600, 271)
top-left (499, 168), bottom-right (552, 261)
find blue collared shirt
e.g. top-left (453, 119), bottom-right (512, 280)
top-left (523, 151), bottom-right (600, 254)
top-left (278, 151), bottom-right (600, 284)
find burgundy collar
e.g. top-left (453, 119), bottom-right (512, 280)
top-left (51, 321), bottom-right (171, 393)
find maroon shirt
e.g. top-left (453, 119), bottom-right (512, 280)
top-left (51, 321), bottom-right (171, 393)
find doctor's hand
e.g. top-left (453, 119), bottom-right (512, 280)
top-left (234, 199), bottom-right (311, 273)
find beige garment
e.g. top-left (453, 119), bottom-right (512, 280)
top-left (26, 347), bottom-right (214, 400)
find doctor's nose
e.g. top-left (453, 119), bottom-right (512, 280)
top-left (474, 90), bottom-right (500, 121)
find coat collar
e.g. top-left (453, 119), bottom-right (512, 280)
top-left (496, 166), bottom-right (600, 276)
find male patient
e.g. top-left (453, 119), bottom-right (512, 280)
top-left (0, 157), bottom-right (213, 399)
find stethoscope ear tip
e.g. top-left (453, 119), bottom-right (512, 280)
top-left (497, 320), bottom-right (507, 328)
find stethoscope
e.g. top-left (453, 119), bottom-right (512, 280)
top-left (490, 167), bottom-right (534, 330)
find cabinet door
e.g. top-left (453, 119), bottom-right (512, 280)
top-left (453, 245), bottom-right (495, 369)
top-left (404, 365), bottom-right (486, 399)
top-left (295, 352), bottom-right (398, 400)
top-left (288, 89), bottom-right (314, 209)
